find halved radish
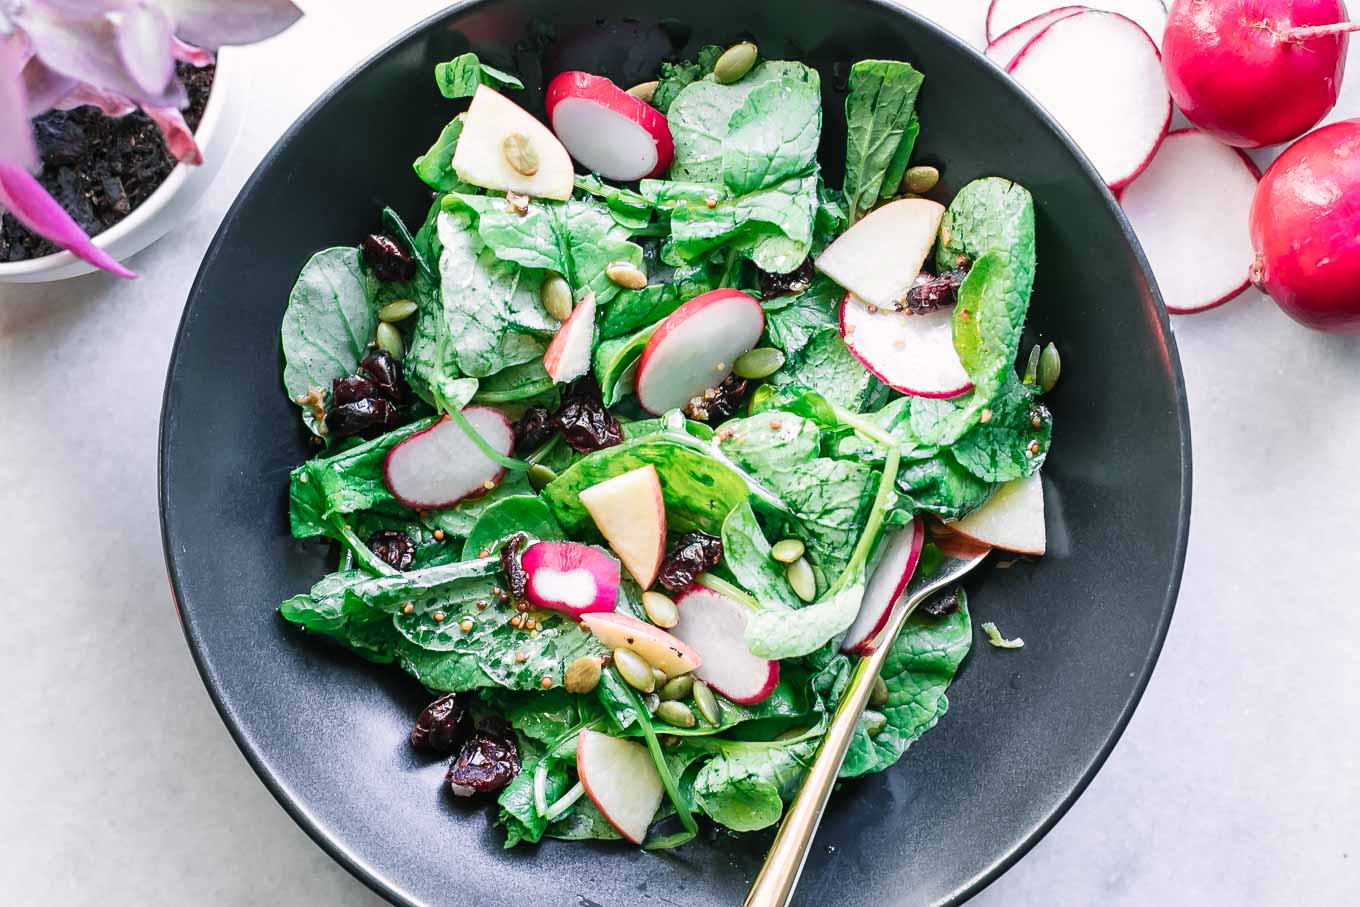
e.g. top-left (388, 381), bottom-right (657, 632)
top-left (985, 6), bottom-right (1083, 69)
top-left (383, 407), bottom-right (513, 508)
top-left (1008, 10), bottom-right (1171, 189)
top-left (543, 292), bottom-right (595, 383)
top-left (580, 612), bottom-right (701, 678)
top-left (576, 729), bottom-right (664, 845)
top-left (521, 542), bottom-right (621, 617)
top-left (669, 587), bottom-right (779, 704)
top-left (988, 0), bottom-right (1169, 47)
top-left (452, 85), bottom-right (574, 200)
top-left (1119, 129), bottom-right (1260, 314)
top-left (578, 464), bottom-right (666, 588)
top-left (840, 293), bottom-right (972, 398)
top-left (815, 197), bottom-right (946, 310)
top-left (948, 473), bottom-right (1046, 555)
top-left (842, 518), bottom-right (926, 655)
top-left (634, 289), bottom-right (764, 415)
top-left (545, 71), bottom-right (674, 181)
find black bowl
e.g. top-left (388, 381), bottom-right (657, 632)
top-left (160, 2), bottom-right (1190, 904)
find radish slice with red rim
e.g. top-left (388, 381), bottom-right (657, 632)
top-left (839, 293), bottom-right (972, 399)
top-left (634, 289), bottom-right (765, 415)
top-left (669, 587), bottom-right (779, 705)
top-left (842, 518), bottom-right (926, 655)
top-left (521, 541), bottom-right (621, 617)
top-left (987, 0), bottom-right (1168, 47)
top-left (546, 71), bottom-right (674, 181)
top-left (383, 407), bottom-right (513, 508)
top-left (985, 6), bottom-right (1083, 69)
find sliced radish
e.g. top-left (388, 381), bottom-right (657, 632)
top-left (668, 587), bottom-right (779, 704)
top-left (1119, 129), bottom-right (1260, 314)
top-left (545, 71), bottom-right (674, 181)
top-left (578, 464), bottom-right (667, 588)
top-left (840, 293), bottom-right (972, 398)
top-left (521, 542), bottom-right (621, 617)
top-left (988, 0), bottom-right (1168, 47)
top-left (985, 6), bottom-right (1083, 69)
top-left (815, 197), bottom-right (946, 310)
top-left (576, 729), bottom-right (664, 845)
top-left (948, 473), bottom-right (1047, 555)
top-left (452, 84), bottom-right (574, 200)
top-left (383, 407), bottom-right (512, 508)
top-left (842, 518), bottom-right (926, 655)
top-left (579, 612), bottom-right (701, 678)
top-left (543, 291), bottom-right (595, 383)
top-left (634, 289), bottom-right (764, 415)
top-left (1008, 10), bottom-right (1171, 189)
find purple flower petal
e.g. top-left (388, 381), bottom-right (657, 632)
top-left (22, 55), bottom-right (78, 115)
top-left (169, 36), bottom-right (214, 67)
top-left (158, 0), bottom-right (302, 49)
top-left (53, 82), bottom-right (137, 116)
top-left (0, 163), bottom-right (137, 278)
top-left (144, 104), bottom-right (201, 164)
top-left (0, 35), bottom-right (39, 170)
top-left (116, 2), bottom-right (175, 96)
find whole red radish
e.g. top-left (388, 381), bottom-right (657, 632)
top-left (1162, 0), bottom-right (1359, 148)
top-left (1249, 119), bottom-right (1360, 332)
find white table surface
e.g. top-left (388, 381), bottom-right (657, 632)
top-left (2, 2), bottom-right (1358, 904)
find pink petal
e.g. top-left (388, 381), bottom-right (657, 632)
top-left (0, 35), bottom-right (39, 170)
top-left (0, 164), bottom-right (137, 278)
top-left (170, 36), bottom-right (215, 67)
top-left (116, 2), bottom-right (175, 96)
top-left (22, 56), bottom-right (78, 115)
top-left (54, 83), bottom-right (137, 117)
top-left (159, 0), bottom-right (302, 49)
top-left (145, 104), bottom-right (202, 164)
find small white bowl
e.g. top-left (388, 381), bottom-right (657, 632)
top-left (0, 49), bottom-right (247, 283)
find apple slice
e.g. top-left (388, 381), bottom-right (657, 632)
top-left (842, 518), bottom-right (926, 655)
top-left (578, 464), bottom-right (667, 587)
top-left (1008, 10), bottom-right (1171, 190)
top-left (987, 0), bottom-right (1168, 47)
top-left (634, 289), bottom-right (764, 415)
top-left (545, 71), bottom-right (674, 181)
top-left (947, 473), bottom-right (1046, 555)
top-left (815, 197), bottom-right (946, 310)
top-left (1118, 129), bottom-right (1260, 314)
top-left (984, 6), bottom-right (1082, 69)
top-left (383, 407), bottom-right (512, 508)
top-left (576, 729), bottom-right (664, 845)
top-left (521, 542), bottom-right (621, 617)
top-left (839, 293), bottom-right (972, 398)
top-left (668, 587), bottom-right (779, 704)
top-left (579, 612), bottom-right (701, 678)
top-left (543, 292), bottom-right (595, 383)
top-left (451, 84), bottom-right (574, 200)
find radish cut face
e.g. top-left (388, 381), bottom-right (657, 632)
top-left (1120, 129), bottom-right (1259, 314)
top-left (634, 290), bottom-right (764, 415)
top-left (383, 407), bottom-right (513, 508)
top-left (669, 587), bottom-right (779, 704)
top-left (988, 0), bottom-right (1168, 47)
top-left (546, 71), bottom-right (674, 181)
top-left (543, 292), bottom-right (595, 383)
top-left (521, 542), bottom-right (621, 617)
top-left (948, 473), bottom-right (1047, 555)
top-left (839, 293), bottom-right (972, 398)
top-left (985, 6), bottom-right (1083, 68)
top-left (1008, 10), bottom-right (1171, 189)
top-left (842, 518), bottom-right (926, 654)
top-left (576, 729), bottom-right (663, 845)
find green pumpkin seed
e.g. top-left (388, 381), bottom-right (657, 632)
top-left (376, 322), bottom-right (404, 360)
top-left (786, 557), bottom-right (816, 602)
top-left (527, 464), bottom-right (557, 491)
top-left (659, 674), bottom-right (694, 702)
top-left (1038, 342), bottom-right (1061, 393)
top-left (613, 648), bottom-right (655, 693)
top-left (1023, 343), bottom-right (1042, 385)
top-left (733, 347), bottom-right (785, 380)
top-left (642, 591), bottom-right (679, 628)
top-left (378, 299), bottom-right (418, 323)
top-left (900, 165), bottom-right (940, 195)
top-left (870, 675), bottom-right (889, 707)
top-left (540, 273), bottom-right (573, 322)
top-left (862, 709), bottom-right (887, 737)
top-left (605, 260), bottom-right (647, 289)
top-left (652, 667), bottom-right (668, 688)
top-left (564, 656), bottom-right (602, 694)
top-left (714, 42), bottom-right (758, 84)
top-left (626, 80), bottom-right (659, 103)
top-left (656, 700), bottom-right (697, 728)
top-left (692, 679), bottom-right (721, 726)
top-left (502, 132), bottom-right (539, 176)
top-left (770, 539), bottom-right (805, 564)
top-left (643, 693), bottom-right (660, 714)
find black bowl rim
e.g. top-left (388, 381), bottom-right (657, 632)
top-left (158, 1), bottom-right (1192, 904)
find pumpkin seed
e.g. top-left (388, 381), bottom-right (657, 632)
top-left (378, 299), bottom-right (418, 323)
top-left (613, 648), bottom-right (655, 693)
top-left (564, 656), bottom-right (602, 694)
top-left (659, 674), bottom-right (695, 702)
top-left (733, 347), bottom-right (785, 380)
top-left (605, 260), bottom-right (647, 289)
top-left (540, 273), bottom-right (573, 321)
top-left (626, 80), bottom-right (659, 102)
top-left (714, 42), bottom-right (758, 84)
top-left (642, 591), bottom-right (679, 628)
top-left (643, 693), bottom-right (660, 714)
top-left (527, 464), bottom-right (558, 491)
top-left (692, 679), bottom-right (721, 726)
top-left (900, 165), bottom-right (940, 195)
top-left (502, 132), bottom-right (539, 176)
top-left (1038, 342), bottom-right (1061, 393)
top-left (863, 709), bottom-right (887, 737)
top-left (375, 322), bottom-right (404, 360)
top-left (652, 666), bottom-right (668, 688)
top-left (1023, 343), bottom-right (1042, 385)
top-left (656, 700), bottom-right (697, 728)
top-left (770, 538), bottom-right (805, 564)
top-left (870, 675), bottom-right (889, 707)
top-left (786, 557), bottom-right (816, 602)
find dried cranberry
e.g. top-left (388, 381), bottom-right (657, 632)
top-left (362, 233), bottom-right (417, 282)
top-left (325, 397), bottom-right (400, 439)
top-left (555, 381), bottom-right (623, 453)
top-left (683, 374), bottom-right (749, 423)
top-left (359, 350), bottom-right (409, 404)
top-left (919, 587), bottom-right (960, 618)
top-left (658, 531), bottom-right (724, 592)
top-left (332, 375), bottom-right (378, 407)
top-left (903, 267), bottom-right (968, 315)
top-left (410, 692), bottom-right (466, 752)
top-left (499, 532), bottom-right (529, 600)
top-left (513, 406), bottom-right (556, 453)
top-left (447, 720), bottom-right (520, 796)
top-left (758, 258), bottom-right (815, 299)
top-left (369, 530), bottom-right (417, 571)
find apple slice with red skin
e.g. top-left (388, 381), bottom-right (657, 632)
top-left (815, 197), bottom-right (946, 310)
top-left (634, 289), bottom-right (764, 415)
top-left (668, 586), bottom-right (779, 704)
top-left (452, 84), bottom-right (574, 200)
top-left (383, 407), bottom-right (512, 508)
top-left (521, 541), bottom-right (621, 617)
top-left (579, 612), bottom-right (701, 678)
top-left (576, 729), bottom-right (664, 845)
top-left (841, 517), bottom-right (927, 655)
top-left (545, 71), bottom-right (674, 181)
top-left (839, 293), bottom-right (972, 398)
top-left (578, 464), bottom-right (667, 588)
top-left (542, 292), bottom-right (595, 383)
top-left (948, 473), bottom-right (1047, 555)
